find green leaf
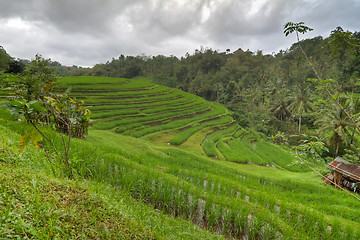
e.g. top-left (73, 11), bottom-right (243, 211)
top-left (65, 87), bottom-right (72, 95)
top-left (29, 102), bottom-right (47, 112)
top-left (53, 225), bottom-right (66, 235)
top-left (284, 21), bottom-right (313, 36)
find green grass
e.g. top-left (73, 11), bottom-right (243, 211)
top-left (94, 101), bottom-right (211, 130)
top-left (57, 76), bottom-right (237, 149)
top-left (141, 97), bottom-right (207, 114)
top-left (55, 76), bottom-right (324, 172)
top-left (70, 86), bottom-right (173, 98)
top-left (0, 162), bottom-right (154, 239)
top-left (89, 94), bottom-right (196, 111)
top-left (220, 138), bottom-right (268, 164)
top-left (124, 104), bottom-right (228, 137)
top-left (169, 116), bottom-right (234, 145)
top-left (91, 108), bottom-right (142, 119)
top-left (202, 123), bottom-right (239, 157)
top-left (216, 133), bottom-right (307, 171)
top-left (3, 76), bottom-right (360, 239)
top-left (0, 118), bottom-right (223, 240)
top-left (83, 91), bottom-right (185, 105)
top-left (233, 128), bottom-right (248, 138)
top-left (2, 109), bottom-right (360, 239)
top-left (57, 76), bottom-right (128, 85)
top-left (81, 129), bottom-right (360, 239)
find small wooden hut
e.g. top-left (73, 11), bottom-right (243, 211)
top-left (325, 157), bottom-right (360, 193)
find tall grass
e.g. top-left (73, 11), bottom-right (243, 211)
top-left (73, 130), bottom-right (360, 239)
top-left (95, 103), bottom-right (211, 130)
top-left (127, 104), bottom-right (228, 137)
top-left (6, 76), bottom-right (360, 238)
top-left (84, 91), bottom-right (185, 105)
top-left (45, 76), bottom-right (360, 238)
top-left (202, 124), bottom-right (239, 157)
top-left (169, 116), bottom-right (234, 145)
top-left (57, 76), bottom-right (128, 85)
top-left (57, 76), bottom-right (154, 90)
top-left (0, 122), bottom-right (222, 239)
top-left (89, 94), bottom-right (196, 111)
top-left (220, 139), bottom-right (268, 164)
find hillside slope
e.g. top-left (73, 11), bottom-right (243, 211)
top-left (0, 114), bottom-right (223, 239)
top-left (1, 76), bottom-right (360, 239)
top-left (57, 76), bottom-right (305, 172)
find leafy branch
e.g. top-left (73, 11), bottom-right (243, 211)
top-left (1, 55), bottom-right (91, 177)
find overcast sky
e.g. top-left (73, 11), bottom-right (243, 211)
top-left (0, 0), bottom-right (359, 67)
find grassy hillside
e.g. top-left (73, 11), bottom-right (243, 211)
top-left (0, 112), bottom-right (222, 239)
top-left (82, 129), bottom-right (360, 239)
top-left (57, 76), bottom-right (305, 172)
top-left (1, 76), bottom-right (360, 239)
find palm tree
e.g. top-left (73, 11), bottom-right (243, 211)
top-left (347, 96), bottom-right (360, 144)
top-left (271, 92), bottom-right (290, 121)
top-left (288, 85), bottom-right (315, 135)
top-left (316, 97), bottom-right (354, 156)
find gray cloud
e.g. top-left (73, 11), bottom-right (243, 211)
top-left (0, 0), bottom-right (359, 66)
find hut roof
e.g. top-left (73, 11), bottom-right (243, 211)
top-left (327, 157), bottom-right (360, 182)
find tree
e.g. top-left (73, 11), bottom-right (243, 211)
top-left (21, 54), bottom-right (58, 101)
top-left (284, 22), bottom-right (360, 136)
top-left (288, 84), bottom-right (315, 135)
top-left (296, 134), bottom-right (329, 162)
top-left (315, 97), bottom-right (354, 156)
top-left (0, 46), bottom-right (11, 72)
top-left (284, 22), bottom-right (314, 41)
top-left (1, 55), bottom-right (91, 177)
top-left (271, 90), bottom-right (290, 121)
top-left (327, 27), bottom-right (360, 58)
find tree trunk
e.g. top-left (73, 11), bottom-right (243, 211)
top-left (298, 113), bottom-right (302, 135)
top-left (335, 137), bottom-right (340, 157)
top-left (351, 127), bottom-right (356, 144)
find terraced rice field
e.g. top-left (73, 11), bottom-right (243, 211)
top-left (0, 74), bottom-right (19, 102)
top-left (57, 77), bottom-right (223, 138)
top-left (78, 130), bottom-right (360, 239)
top-left (57, 76), bottom-right (303, 172)
top-left (3, 75), bottom-right (360, 239)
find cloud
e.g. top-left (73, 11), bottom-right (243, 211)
top-left (0, 0), bottom-right (358, 66)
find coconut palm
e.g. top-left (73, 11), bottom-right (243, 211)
top-left (288, 85), bottom-right (315, 135)
top-left (272, 101), bottom-right (290, 121)
top-left (316, 97), bottom-right (355, 156)
top-left (271, 90), bottom-right (290, 121)
top-left (347, 96), bottom-right (360, 144)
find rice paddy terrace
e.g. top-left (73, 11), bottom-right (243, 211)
top-left (54, 76), bottom-right (360, 239)
top-left (0, 74), bottom-right (19, 103)
top-left (57, 76), bottom-right (302, 171)
top-left (58, 76), bottom-right (234, 143)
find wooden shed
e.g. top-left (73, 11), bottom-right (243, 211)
top-left (325, 157), bottom-right (360, 193)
